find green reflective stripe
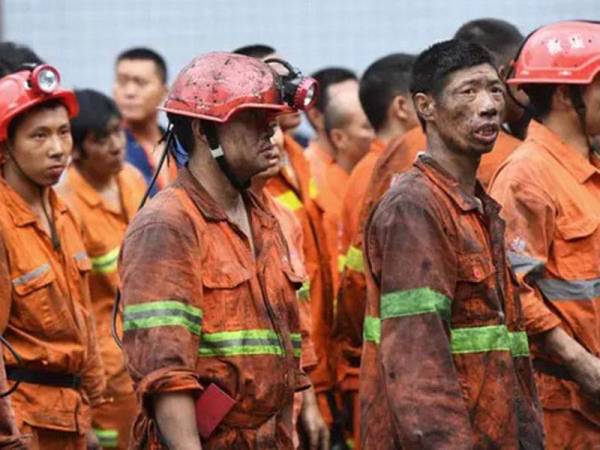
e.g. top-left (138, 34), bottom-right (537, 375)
top-left (381, 288), bottom-right (451, 321)
top-left (275, 190), bottom-right (303, 212)
top-left (291, 332), bottom-right (302, 357)
top-left (298, 281), bottom-right (310, 302)
top-left (94, 428), bottom-right (118, 447)
top-left (123, 300), bottom-right (202, 336)
top-left (363, 315), bottom-right (381, 344)
top-left (199, 329), bottom-right (284, 357)
top-left (309, 178), bottom-right (319, 199)
top-left (510, 331), bottom-right (530, 357)
top-left (338, 254), bottom-right (347, 273)
top-left (91, 247), bottom-right (120, 274)
top-left (451, 325), bottom-right (511, 354)
top-left (345, 246), bottom-right (364, 273)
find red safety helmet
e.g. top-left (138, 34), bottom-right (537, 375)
top-left (508, 21), bottom-right (600, 86)
top-left (0, 64), bottom-right (78, 142)
top-left (160, 52), bottom-right (317, 122)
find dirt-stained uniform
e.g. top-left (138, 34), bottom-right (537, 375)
top-left (120, 168), bottom-right (309, 449)
top-left (360, 154), bottom-right (543, 449)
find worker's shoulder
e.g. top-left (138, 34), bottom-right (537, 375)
top-left (126, 183), bottom-right (199, 237)
top-left (373, 167), bottom-right (442, 219)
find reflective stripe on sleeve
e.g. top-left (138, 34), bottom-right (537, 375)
top-left (380, 288), bottom-right (451, 322)
top-left (123, 300), bottom-right (202, 335)
top-left (298, 281), bottom-right (310, 302)
top-left (291, 332), bottom-right (302, 358)
top-left (363, 315), bottom-right (381, 344)
top-left (199, 329), bottom-right (284, 357)
top-left (507, 251), bottom-right (544, 276)
top-left (94, 428), bottom-right (118, 447)
top-left (345, 245), bottom-right (364, 273)
top-left (510, 331), bottom-right (530, 357)
top-left (451, 325), bottom-right (530, 357)
top-left (275, 190), bottom-right (303, 212)
top-left (537, 277), bottom-right (600, 301)
top-left (91, 247), bottom-right (120, 274)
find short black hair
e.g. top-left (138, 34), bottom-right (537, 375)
top-left (7, 99), bottom-right (67, 142)
top-left (71, 89), bottom-right (121, 148)
top-left (411, 39), bottom-right (495, 129)
top-left (116, 47), bottom-right (167, 83)
top-left (0, 42), bottom-right (44, 77)
top-left (232, 44), bottom-right (275, 59)
top-left (522, 84), bottom-right (556, 120)
top-left (359, 53), bottom-right (416, 132)
top-left (454, 18), bottom-right (523, 66)
top-left (167, 112), bottom-right (194, 156)
top-left (310, 67), bottom-right (357, 113)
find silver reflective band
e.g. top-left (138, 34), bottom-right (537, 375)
top-left (12, 263), bottom-right (50, 287)
top-left (537, 277), bottom-right (600, 301)
top-left (507, 251), bottom-right (544, 276)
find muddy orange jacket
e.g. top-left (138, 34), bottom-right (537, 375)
top-left (265, 134), bottom-right (335, 395)
top-left (56, 164), bottom-right (146, 398)
top-left (333, 129), bottom-right (425, 391)
top-left (0, 348), bottom-right (27, 449)
top-left (305, 141), bottom-right (347, 294)
top-left (0, 179), bottom-right (105, 434)
top-left (490, 121), bottom-right (600, 426)
top-left (360, 154), bottom-right (543, 449)
top-left (120, 168), bottom-right (308, 449)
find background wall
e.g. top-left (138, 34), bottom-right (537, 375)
top-left (3, 0), bottom-right (598, 131)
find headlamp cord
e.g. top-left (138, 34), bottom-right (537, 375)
top-left (0, 335), bottom-right (22, 398)
top-left (111, 124), bottom-right (175, 349)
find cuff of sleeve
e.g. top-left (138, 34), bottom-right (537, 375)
top-left (523, 303), bottom-right (562, 336)
top-left (137, 367), bottom-right (204, 414)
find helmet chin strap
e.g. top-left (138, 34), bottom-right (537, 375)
top-left (201, 121), bottom-right (250, 190)
top-left (568, 85), bottom-right (598, 152)
top-left (6, 146), bottom-right (60, 250)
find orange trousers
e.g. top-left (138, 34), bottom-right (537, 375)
top-left (93, 391), bottom-right (137, 449)
top-left (20, 423), bottom-right (86, 450)
top-left (545, 409), bottom-right (600, 450)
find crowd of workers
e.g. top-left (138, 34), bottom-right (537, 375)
top-left (0, 15), bottom-right (597, 450)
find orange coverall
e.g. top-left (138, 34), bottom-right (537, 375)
top-left (265, 134), bottom-right (336, 423)
top-left (56, 164), bottom-right (146, 449)
top-left (120, 168), bottom-right (309, 449)
top-left (490, 121), bottom-right (600, 449)
top-left (360, 153), bottom-right (544, 448)
top-left (0, 179), bottom-right (106, 450)
top-left (335, 126), bottom-right (520, 446)
top-left (0, 347), bottom-right (27, 449)
top-left (304, 141), bottom-right (347, 294)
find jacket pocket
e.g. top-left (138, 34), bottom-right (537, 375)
top-left (456, 253), bottom-right (496, 283)
top-left (556, 215), bottom-right (599, 241)
top-left (12, 263), bottom-right (62, 337)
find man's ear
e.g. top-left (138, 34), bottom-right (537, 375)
top-left (390, 95), bottom-right (413, 122)
top-left (413, 92), bottom-right (435, 124)
top-left (191, 119), bottom-right (208, 144)
top-left (554, 85), bottom-right (577, 113)
top-left (328, 128), bottom-right (345, 151)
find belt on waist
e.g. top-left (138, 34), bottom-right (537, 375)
top-left (6, 366), bottom-right (82, 389)
top-left (533, 359), bottom-right (574, 382)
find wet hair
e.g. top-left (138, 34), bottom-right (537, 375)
top-left (0, 42), bottom-right (44, 77)
top-left (232, 44), bottom-right (275, 59)
top-left (71, 89), bottom-right (121, 148)
top-left (411, 39), bottom-right (495, 129)
top-left (359, 53), bottom-right (416, 132)
top-left (310, 67), bottom-right (357, 113)
top-left (454, 18), bottom-right (523, 67)
top-left (116, 47), bottom-right (167, 83)
top-left (7, 99), bottom-right (67, 142)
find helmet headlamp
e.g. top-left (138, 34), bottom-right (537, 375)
top-left (31, 64), bottom-right (60, 94)
top-left (264, 57), bottom-right (319, 111)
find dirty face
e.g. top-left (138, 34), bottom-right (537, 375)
top-left (217, 108), bottom-right (279, 183)
top-left (75, 116), bottom-right (126, 179)
top-left (432, 63), bottom-right (505, 156)
top-left (5, 104), bottom-right (72, 186)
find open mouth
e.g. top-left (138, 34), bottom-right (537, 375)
top-left (473, 123), bottom-right (499, 145)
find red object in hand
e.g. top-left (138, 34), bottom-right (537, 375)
top-left (195, 383), bottom-right (236, 440)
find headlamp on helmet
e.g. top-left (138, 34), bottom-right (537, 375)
top-left (264, 58), bottom-right (319, 111)
top-left (30, 65), bottom-right (61, 94)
